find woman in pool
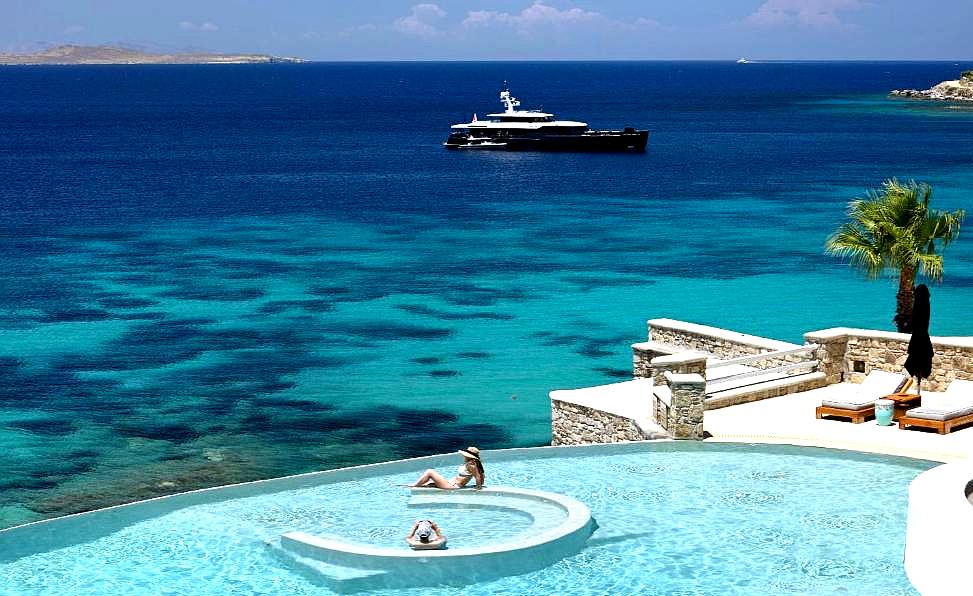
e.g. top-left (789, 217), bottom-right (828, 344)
top-left (406, 519), bottom-right (446, 550)
top-left (412, 446), bottom-right (484, 489)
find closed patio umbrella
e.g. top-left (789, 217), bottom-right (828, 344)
top-left (904, 284), bottom-right (933, 395)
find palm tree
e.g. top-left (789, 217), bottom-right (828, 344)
top-left (826, 179), bottom-right (965, 332)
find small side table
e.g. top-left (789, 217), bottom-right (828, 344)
top-left (882, 392), bottom-right (922, 421)
top-left (875, 399), bottom-right (894, 426)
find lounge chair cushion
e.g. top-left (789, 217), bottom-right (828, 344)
top-left (902, 402), bottom-right (973, 421)
top-left (906, 379), bottom-right (973, 420)
top-left (820, 395), bottom-right (876, 411)
top-left (820, 370), bottom-right (907, 410)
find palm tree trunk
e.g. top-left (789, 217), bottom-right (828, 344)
top-left (894, 265), bottom-right (916, 332)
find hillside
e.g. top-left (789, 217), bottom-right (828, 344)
top-left (0, 45), bottom-right (306, 65)
top-left (891, 70), bottom-right (973, 102)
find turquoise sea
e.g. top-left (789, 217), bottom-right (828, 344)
top-left (0, 61), bottom-right (971, 528)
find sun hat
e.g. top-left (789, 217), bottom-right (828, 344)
top-left (458, 446), bottom-right (480, 460)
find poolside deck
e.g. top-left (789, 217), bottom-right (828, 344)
top-left (705, 383), bottom-right (973, 463)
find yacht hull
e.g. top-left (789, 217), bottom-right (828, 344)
top-left (445, 130), bottom-right (648, 153)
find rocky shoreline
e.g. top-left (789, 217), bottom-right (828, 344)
top-left (891, 71), bottom-right (973, 102)
top-left (0, 45), bottom-right (306, 65)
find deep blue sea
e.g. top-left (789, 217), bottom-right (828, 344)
top-left (1, 61), bottom-right (971, 528)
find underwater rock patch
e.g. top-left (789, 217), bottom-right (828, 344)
top-left (593, 367), bottom-right (632, 379)
top-left (256, 299), bottom-right (333, 314)
top-left (395, 303), bottom-right (514, 321)
top-left (97, 296), bottom-right (158, 308)
top-left (6, 418), bottom-right (76, 436)
top-left (157, 285), bottom-right (265, 302)
top-left (0, 357), bottom-right (22, 374)
top-left (251, 397), bottom-right (335, 413)
top-left (330, 321), bottom-right (453, 341)
top-left (116, 311), bottom-right (168, 321)
top-left (36, 308), bottom-right (114, 323)
top-left (113, 421), bottom-right (201, 444)
top-left (577, 343), bottom-right (615, 358)
top-left (411, 356), bottom-right (442, 365)
top-left (429, 369), bottom-right (461, 377)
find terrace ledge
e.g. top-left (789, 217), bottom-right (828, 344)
top-left (805, 327), bottom-right (973, 348)
top-left (648, 318), bottom-right (798, 351)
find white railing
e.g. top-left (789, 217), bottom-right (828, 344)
top-left (706, 344), bottom-right (819, 393)
top-left (708, 344), bottom-right (819, 368)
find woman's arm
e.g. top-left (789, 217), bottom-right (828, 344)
top-left (430, 521), bottom-right (445, 539)
top-left (474, 467), bottom-right (484, 489)
top-left (406, 520), bottom-right (419, 539)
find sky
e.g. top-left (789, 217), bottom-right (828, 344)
top-left (3, 0), bottom-right (972, 60)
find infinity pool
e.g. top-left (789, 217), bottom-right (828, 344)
top-left (0, 442), bottom-right (933, 595)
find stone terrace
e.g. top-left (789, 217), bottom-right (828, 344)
top-left (705, 383), bottom-right (973, 462)
top-left (550, 319), bottom-right (973, 452)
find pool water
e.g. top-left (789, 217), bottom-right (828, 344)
top-left (0, 443), bottom-right (932, 595)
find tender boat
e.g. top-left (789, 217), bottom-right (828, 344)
top-left (444, 83), bottom-right (648, 152)
top-left (456, 137), bottom-right (508, 150)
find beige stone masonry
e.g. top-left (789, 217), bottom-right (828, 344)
top-left (805, 327), bottom-right (973, 392)
top-left (645, 318), bottom-right (803, 370)
top-left (548, 379), bottom-right (668, 445)
top-left (551, 319), bottom-right (973, 448)
top-left (665, 372), bottom-right (706, 440)
top-left (550, 400), bottom-right (647, 445)
top-left (648, 351), bottom-right (707, 386)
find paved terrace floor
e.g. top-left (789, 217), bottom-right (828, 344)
top-left (705, 383), bottom-right (973, 463)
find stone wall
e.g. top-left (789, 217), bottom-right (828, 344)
top-left (550, 400), bottom-right (646, 445)
top-left (645, 318), bottom-right (801, 369)
top-left (805, 328), bottom-right (973, 392)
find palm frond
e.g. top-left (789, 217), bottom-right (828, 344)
top-left (826, 178), bottom-right (964, 283)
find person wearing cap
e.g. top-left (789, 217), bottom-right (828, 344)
top-left (411, 446), bottom-right (485, 489)
top-left (405, 519), bottom-right (446, 550)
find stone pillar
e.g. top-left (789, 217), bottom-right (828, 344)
top-left (804, 329), bottom-right (849, 385)
top-left (665, 372), bottom-right (706, 440)
top-left (650, 352), bottom-right (707, 386)
top-left (632, 344), bottom-right (655, 378)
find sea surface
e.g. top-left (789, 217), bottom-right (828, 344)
top-left (0, 61), bottom-right (971, 528)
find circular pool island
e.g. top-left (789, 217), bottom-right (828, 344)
top-left (277, 486), bottom-right (593, 586)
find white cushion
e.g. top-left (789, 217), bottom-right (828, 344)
top-left (858, 370), bottom-right (908, 395)
top-left (903, 402), bottom-right (973, 421)
top-left (821, 395), bottom-right (877, 410)
top-left (821, 370), bottom-right (908, 410)
top-left (907, 380), bottom-right (973, 420)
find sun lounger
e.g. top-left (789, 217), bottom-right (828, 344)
top-left (898, 380), bottom-right (973, 434)
top-left (815, 370), bottom-right (914, 424)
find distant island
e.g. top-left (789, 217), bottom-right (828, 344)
top-left (0, 45), bottom-right (306, 65)
top-left (891, 70), bottom-right (973, 102)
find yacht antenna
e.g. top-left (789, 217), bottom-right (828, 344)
top-left (499, 82), bottom-right (520, 113)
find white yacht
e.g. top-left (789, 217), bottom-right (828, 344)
top-left (444, 83), bottom-right (648, 152)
